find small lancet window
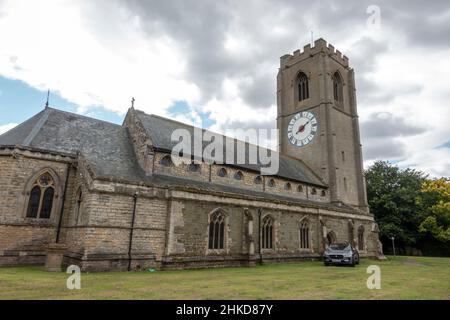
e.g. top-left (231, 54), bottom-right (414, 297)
top-left (358, 226), bottom-right (365, 251)
top-left (254, 176), bottom-right (263, 185)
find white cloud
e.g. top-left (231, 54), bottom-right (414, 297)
top-left (0, 123), bottom-right (17, 135)
top-left (0, 0), bottom-right (200, 116)
top-left (0, 0), bottom-right (448, 177)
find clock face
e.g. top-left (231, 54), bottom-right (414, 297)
top-left (287, 111), bottom-right (318, 147)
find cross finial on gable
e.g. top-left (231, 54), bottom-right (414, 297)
top-left (131, 97), bottom-right (135, 109)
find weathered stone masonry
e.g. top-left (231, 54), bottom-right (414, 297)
top-left (0, 39), bottom-right (383, 271)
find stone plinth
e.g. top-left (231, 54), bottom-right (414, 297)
top-left (45, 243), bottom-right (67, 272)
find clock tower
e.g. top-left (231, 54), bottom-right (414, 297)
top-left (277, 38), bottom-right (368, 211)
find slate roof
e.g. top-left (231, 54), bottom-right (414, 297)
top-left (0, 107), bottom-right (326, 189)
top-left (147, 173), bottom-right (346, 211)
top-left (0, 107), bottom-right (145, 182)
top-left (135, 111), bottom-right (325, 187)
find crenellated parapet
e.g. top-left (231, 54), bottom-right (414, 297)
top-left (280, 38), bottom-right (349, 69)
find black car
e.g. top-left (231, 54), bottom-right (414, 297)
top-left (323, 243), bottom-right (359, 267)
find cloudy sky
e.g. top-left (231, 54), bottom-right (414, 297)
top-left (0, 0), bottom-right (449, 177)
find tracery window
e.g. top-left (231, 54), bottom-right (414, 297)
top-left (300, 220), bottom-right (310, 249)
top-left (208, 211), bottom-right (225, 250)
top-left (26, 173), bottom-right (55, 219)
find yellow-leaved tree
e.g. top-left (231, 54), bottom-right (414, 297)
top-left (418, 178), bottom-right (450, 242)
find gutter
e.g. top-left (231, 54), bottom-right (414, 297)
top-left (258, 208), bottom-right (263, 265)
top-left (128, 192), bottom-right (138, 271)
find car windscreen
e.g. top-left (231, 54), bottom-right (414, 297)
top-left (329, 244), bottom-right (350, 250)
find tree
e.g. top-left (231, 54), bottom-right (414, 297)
top-left (418, 178), bottom-right (450, 242)
top-left (365, 161), bottom-right (427, 248)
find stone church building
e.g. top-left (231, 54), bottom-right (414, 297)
top-left (0, 39), bottom-right (383, 271)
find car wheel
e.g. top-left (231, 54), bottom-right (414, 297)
top-left (356, 255), bottom-right (360, 265)
top-left (350, 258), bottom-right (356, 267)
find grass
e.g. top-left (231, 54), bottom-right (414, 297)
top-left (0, 256), bottom-right (449, 300)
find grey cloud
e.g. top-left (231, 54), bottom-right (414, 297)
top-left (361, 112), bottom-right (427, 139)
top-left (363, 138), bottom-right (407, 160)
top-left (79, 0), bottom-right (449, 114)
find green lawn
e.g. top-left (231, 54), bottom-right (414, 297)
top-left (0, 256), bottom-right (448, 299)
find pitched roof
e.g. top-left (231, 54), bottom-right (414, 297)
top-left (0, 107), bottom-right (145, 182)
top-left (135, 110), bottom-right (325, 187)
top-left (0, 107), bottom-right (325, 188)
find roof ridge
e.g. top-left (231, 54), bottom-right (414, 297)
top-left (135, 110), bottom-right (278, 152)
top-left (46, 107), bottom-right (121, 127)
top-left (22, 108), bottom-right (51, 146)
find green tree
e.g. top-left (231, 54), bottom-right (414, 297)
top-left (365, 161), bottom-right (427, 248)
top-left (418, 178), bottom-right (450, 242)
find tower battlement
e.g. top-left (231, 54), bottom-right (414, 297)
top-left (280, 38), bottom-right (349, 68)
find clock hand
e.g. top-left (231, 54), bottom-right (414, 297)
top-left (296, 121), bottom-right (310, 134)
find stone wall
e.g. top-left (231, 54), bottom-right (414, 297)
top-left (0, 148), bottom-right (71, 266)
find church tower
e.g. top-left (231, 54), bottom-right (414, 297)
top-left (277, 38), bottom-right (368, 211)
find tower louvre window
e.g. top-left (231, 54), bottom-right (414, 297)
top-left (297, 72), bottom-right (309, 101)
top-left (332, 72), bottom-right (343, 103)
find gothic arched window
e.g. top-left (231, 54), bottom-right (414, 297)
top-left (358, 226), bottom-right (365, 251)
top-left (262, 216), bottom-right (274, 249)
top-left (300, 220), bottom-right (310, 249)
top-left (254, 175), bottom-right (263, 185)
top-left (208, 211), bottom-right (225, 250)
top-left (332, 72), bottom-right (343, 103)
top-left (268, 179), bottom-right (276, 188)
top-left (26, 172), bottom-right (55, 219)
top-left (297, 72), bottom-right (309, 101)
top-left (284, 182), bottom-right (292, 191)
